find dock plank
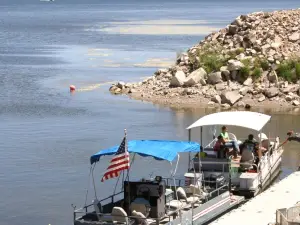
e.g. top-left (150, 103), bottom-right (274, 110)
top-left (211, 171), bottom-right (300, 225)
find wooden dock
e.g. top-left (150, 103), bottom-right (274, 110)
top-left (210, 171), bottom-right (300, 225)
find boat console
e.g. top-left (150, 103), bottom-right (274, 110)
top-left (123, 176), bottom-right (166, 219)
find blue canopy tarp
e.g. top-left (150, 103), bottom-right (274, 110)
top-left (90, 140), bottom-right (200, 164)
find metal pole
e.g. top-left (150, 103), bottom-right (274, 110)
top-left (200, 127), bottom-right (203, 146)
top-left (188, 129), bottom-right (191, 170)
top-left (124, 129), bottom-right (131, 215)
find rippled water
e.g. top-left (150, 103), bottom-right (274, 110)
top-left (1, 0), bottom-right (300, 225)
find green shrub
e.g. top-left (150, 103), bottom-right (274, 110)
top-left (295, 63), bottom-right (300, 79)
top-left (236, 47), bottom-right (245, 55)
top-left (252, 67), bottom-right (262, 79)
top-left (200, 53), bottom-right (225, 73)
top-left (277, 63), bottom-right (293, 82)
top-left (241, 58), bottom-right (251, 67)
top-left (240, 66), bottom-right (251, 78)
top-left (260, 59), bottom-right (269, 71)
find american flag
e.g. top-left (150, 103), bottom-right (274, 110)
top-left (101, 136), bottom-right (130, 182)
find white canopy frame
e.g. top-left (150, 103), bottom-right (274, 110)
top-left (186, 111), bottom-right (272, 170)
top-left (186, 111), bottom-right (271, 131)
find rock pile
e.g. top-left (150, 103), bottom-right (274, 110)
top-left (110, 9), bottom-right (300, 108)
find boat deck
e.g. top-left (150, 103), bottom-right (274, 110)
top-left (210, 171), bottom-right (300, 225)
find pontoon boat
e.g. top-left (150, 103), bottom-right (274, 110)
top-left (187, 111), bottom-right (283, 198)
top-left (73, 139), bottom-right (244, 225)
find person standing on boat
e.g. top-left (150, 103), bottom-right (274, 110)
top-left (220, 126), bottom-right (239, 154)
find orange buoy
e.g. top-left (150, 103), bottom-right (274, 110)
top-left (70, 85), bottom-right (76, 92)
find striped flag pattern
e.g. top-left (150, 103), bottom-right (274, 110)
top-left (101, 136), bottom-right (130, 182)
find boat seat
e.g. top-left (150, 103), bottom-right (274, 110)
top-left (240, 149), bottom-right (254, 170)
top-left (132, 210), bottom-right (148, 225)
top-left (112, 207), bottom-right (129, 224)
top-left (176, 187), bottom-right (187, 202)
top-left (166, 200), bottom-right (187, 209)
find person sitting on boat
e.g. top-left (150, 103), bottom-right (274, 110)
top-left (240, 134), bottom-right (257, 154)
top-left (214, 135), bottom-right (225, 158)
top-left (220, 126), bottom-right (239, 154)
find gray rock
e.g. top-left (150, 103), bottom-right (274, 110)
top-left (292, 100), bottom-right (300, 106)
top-left (264, 87), bottom-right (279, 98)
top-left (227, 60), bottom-right (244, 71)
top-left (117, 81), bottom-right (126, 89)
top-left (289, 32), bottom-right (300, 42)
top-left (215, 83), bottom-right (226, 91)
top-left (243, 77), bottom-right (253, 86)
top-left (184, 67), bottom-right (207, 87)
top-left (221, 103), bottom-right (231, 108)
top-left (164, 73), bottom-right (172, 79)
top-left (158, 68), bottom-right (168, 74)
top-left (236, 101), bottom-right (246, 108)
top-left (207, 72), bottom-right (222, 84)
top-left (258, 96), bottom-right (265, 102)
top-left (230, 70), bottom-right (238, 80)
top-left (228, 25), bottom-right (238, 35)
top-left (170, 71), bottom-right (186, 87)
top-left (211, 95), bottom-right (222, 104)
top-left (285, 95), bottom-right (293, 101)
top-left (221, 91), bottom-right (242, 105)
top-left (207, 101), bottom-right (215, 106)
top-left (128, 88), bottom-right (136, 94)
top-left (220, 66), bottom-right (230, 79)
top-left (239, 86), bottom-right (250, 95)
top-left (282, 85), bottom-right (300, 93)
top-left (200, 79), bottom-right (207, 85)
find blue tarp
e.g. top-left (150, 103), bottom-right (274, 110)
top-left (90, 140), bottom-right (200, 164)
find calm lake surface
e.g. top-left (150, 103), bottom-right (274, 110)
top-left (1, 0), bottom-right (300, 224)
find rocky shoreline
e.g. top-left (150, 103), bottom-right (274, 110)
top-left (110, 9), bottom-right (300, 109)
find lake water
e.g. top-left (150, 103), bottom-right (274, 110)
top-left (1, 0), bottom-right (300, 224)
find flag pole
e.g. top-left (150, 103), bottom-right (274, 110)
top-left (124, 128), bottom-right (131, 215)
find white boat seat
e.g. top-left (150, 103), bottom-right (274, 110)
top-left (241, 149), bottom-right (254, 170)
top-left (186, 196), bottom-right (200, 203)
top-left (176, 187), bottom-right (187, 202)
top-left (112, 207), bottom-right (129, 224)
top-left (132, 210), bottom-right (148, 225)
top-left (166, 200), bottom-right (187, 209)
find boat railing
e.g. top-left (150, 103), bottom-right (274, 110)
top-left (74, 184), bottom-right (230, 225)
top-left (192, 159), bottom-right (258, 172)
top-left (74, 191), bottom-right (124, 218)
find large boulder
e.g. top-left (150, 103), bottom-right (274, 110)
top-left (170, 71), bottom-right (186, 87)
top-left (243, 77), bottom-right (253, 86)
top-left (282, 85), bottom-right (300, 94)
top-left (228, 25), bottom-right (238, 35)
top-left (264, 87), bottom-right (279, 98)
top-left (239, 86), bottom-right (250, 95)
top-left (221, 91), bottom-right (242, 105)
top-left (207, 72), bottom-right (222, 84)
top-left (184, 67), bottom-right (207, 86)
top-left (227, 60), bottom-right (244, 71)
